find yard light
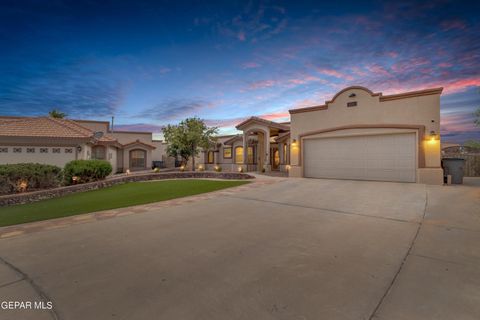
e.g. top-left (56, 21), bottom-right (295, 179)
top-left (126, 169), bottom-right (131, 175)
top-left (72, 176), bottom-right (79, 184)
top-left (237, 166), bottom-right (243, 173)
top-left (286, 165), bottom-right (291, 172)
top-left (17, 180), bottom-right (28, 192)
top-left (180, 165), bottom-right (185, 172)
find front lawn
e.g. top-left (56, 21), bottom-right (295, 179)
top-left (0, 179), bottom-right (249, 227)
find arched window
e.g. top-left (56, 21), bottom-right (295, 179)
top-left (207, 151), bottom-right (214, 164)
top-left (91, 146), bottom-right (106, 160)
top-left (130, 149), bottom-right (146, 170)
top-left (235, 146), bottom-right (243, 164)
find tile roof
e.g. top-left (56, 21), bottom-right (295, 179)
top-left (235, 116), bottom-right (290, 131)
top-left (0, 117), bottom-right (94, 139)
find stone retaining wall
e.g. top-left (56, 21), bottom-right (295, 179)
top-left (0, 172), bottom-right (254, 207)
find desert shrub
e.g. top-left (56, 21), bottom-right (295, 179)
top-left (0, 163), bottom-right (62, 194)
top-left (63, 160), bottom-right (112, 185)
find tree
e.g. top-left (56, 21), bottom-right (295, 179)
top-left (48, 109), bottom-right (67, 118)
top-left (162, 117), bottom-right (218, 171)
top-left (464, 140), bottom-right (480, 149)
top-left (475, 107), bottom-right (480, 127)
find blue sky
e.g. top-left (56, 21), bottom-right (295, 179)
top-left (0, 0), bottom-right (479, 142)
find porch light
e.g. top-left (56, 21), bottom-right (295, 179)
top-left (198, 165), bottom-right (204, 171)
top-left (292, 139), bottom-right (297, 145)
top-left (180, 165), bottom-right (185, 172)
top-left (237, 166), bottom-right (243, 173)
top-left (126, 169), bottom-right (131, 175)
top-left (427, 131), bottom-right (439, 144)
top-left (17, 180), bottom-right (28, 192)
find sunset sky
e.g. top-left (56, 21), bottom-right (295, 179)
top-left (1, 0), bottom-right (479, 142)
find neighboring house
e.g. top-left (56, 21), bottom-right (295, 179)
top-left (0, 116), bottom-right (168, 173)
top-left (201, 86), bottom-right (443, 184)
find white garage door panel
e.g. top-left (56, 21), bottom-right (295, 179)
top-left (304, 133), bottom-right (416, 182)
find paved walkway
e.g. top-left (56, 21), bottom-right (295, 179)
top-left (0, 177), bottom-right (479, 320)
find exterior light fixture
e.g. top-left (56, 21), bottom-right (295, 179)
top-left (72, 176), bottom-right (79, 184)
top-left (237, 166), bottom-right (243, 173)
top-left (180, 165), bottom-right (185, 172)
top-left (17, 180), bottom-right (28, 192)
top-left (285, 165), bottom-right (291, 172)
top-left (77, 146), bottom-right (82, 152)
top-left (292, 139), bottom-right (297, 145)
top-left (126, 169), bottom-right (131, 175)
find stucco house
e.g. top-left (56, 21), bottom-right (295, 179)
top-left (201, 86), bottom-right (443, 184)
top-left (0, 116), bottom-right (167, 173)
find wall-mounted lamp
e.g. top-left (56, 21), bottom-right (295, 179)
top-left (292, 139), bottom-right (297, 145)
top-left (426, 130), bottom-right (439, 144)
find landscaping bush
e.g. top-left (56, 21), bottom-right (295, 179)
top-left (64, 160), bottom-right (112, 185)
top-left (0, 163), bottom-right (62, 194)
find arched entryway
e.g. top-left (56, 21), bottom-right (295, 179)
top-left (129, 149), bottom-right (147, 171)
top-left (272, 149), bottom-right (280, 170)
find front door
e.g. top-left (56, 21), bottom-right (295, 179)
top-left (272, 149), bottom-right (280, 170)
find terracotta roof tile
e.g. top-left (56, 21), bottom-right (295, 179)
top-left (0, 117), bottom-right (94, 139)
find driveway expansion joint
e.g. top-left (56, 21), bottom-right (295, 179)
top-left (368, 185), bottom-right (428, 320)
top-left (227, 195), bottom-right (417, 224)
top-left (0, 256), bottom-right (61, 320)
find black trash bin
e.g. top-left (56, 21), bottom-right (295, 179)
top-left (442, 158), bottom-right (465, 184)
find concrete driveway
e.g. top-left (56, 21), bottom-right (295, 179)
top-left (0, 177), bottom-right (479, 320)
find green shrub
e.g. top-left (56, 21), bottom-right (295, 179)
top-left (64, 160), bottom-right (112, 185)
top-left (0, 163), bottom-right (62, 194)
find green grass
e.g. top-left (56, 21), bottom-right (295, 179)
top-left (0, 179), bottom-right (249, 227)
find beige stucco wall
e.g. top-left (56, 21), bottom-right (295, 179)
top-left (74, 120), bottom-right (109, 133)
top-left (0, 144), bottom-right (85, 168)
top-left (289, 87), bottom-right (442, 184)
top-left (109, 131), bottom-right (153, 145)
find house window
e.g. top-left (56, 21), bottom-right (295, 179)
top-left (64, 148), bottom-right (73, 153)
top-left (207, 151), bottom-right (214, 164)
top-left (91, 146), bottom-right (106, 160)
top-left (52, 148), bottom-right (61, 153)
top-left (247, 146), bottom-right (254, 164)
top-left (27, 148), bottom-right (35, 153)
top-left (0, 148), bottom-right (8, 153)
top-left (235, 146), bottom-right (243, 164)
top-left (13, 148), bottom-right (22, 153)
top-left (40, 148), bottom-right (48, 153)
top-left (223, 147), bottom-right (232, 159)
top-left (130, 149), bottom-right (146, 169)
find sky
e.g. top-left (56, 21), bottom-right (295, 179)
top-left (0, 0), bottom-right (479, 142)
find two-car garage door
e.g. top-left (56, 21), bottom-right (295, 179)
top-left (303, 133), bottom-right (416, 182)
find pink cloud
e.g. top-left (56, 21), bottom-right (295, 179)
top-left (237, 31), bottom-right (246, 41)
top-left (288, 75), bottom-right (323, 85)
top-left (242, 61), bottom-right (261, 69)
top-left (316, 68), bottom-right (353, 81)
top-left (438, 62), bottom-right (452, 68)
top-left (441, 19), bottom-right (467, 31)
top-left (387, 51), bottom-right (398, 58)
top-left (248, 79), bottom-right (277, 90)
top-left (261, 112), bottom-right (290, 121)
